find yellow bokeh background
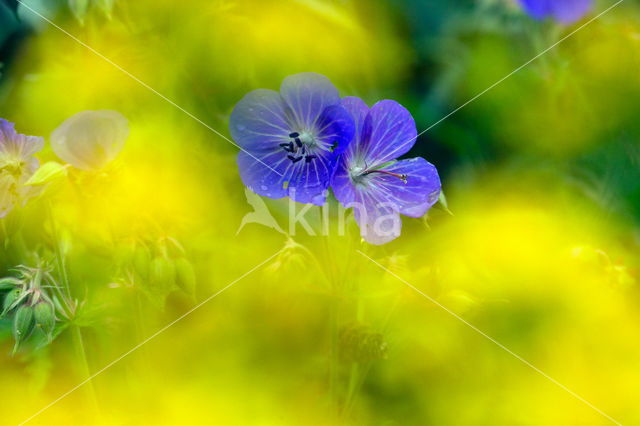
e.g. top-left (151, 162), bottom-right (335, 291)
top-left (0, 0), bottom-right (639, 425)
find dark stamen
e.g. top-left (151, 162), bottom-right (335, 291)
top-left (295, 138), bottom-right (303, 148)
top-left (280, 143), bottom-right (294, 153)
top-left (364, 169), bottom-right (408, 183)
top-left (330, 141), bottom-right (338, 152)
top-left (288, 155), bottom-right (303, 163)
top-left (289, 142), bottom-right (295, 152)
top-left (289, 132), bottom-right (300, 138)
top-left (305, 155), bottom-right (317, 163)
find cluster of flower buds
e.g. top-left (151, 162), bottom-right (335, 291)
top-left (116, 237), bottom-right (197, 310)
top-left (339, 322), bottom-right (388, 363)
top-left (0, 265), bottom-right (60, 353)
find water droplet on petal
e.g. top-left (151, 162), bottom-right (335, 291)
top-left (261, 185), bottom-right (268, 191)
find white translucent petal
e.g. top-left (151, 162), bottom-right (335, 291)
top-left (51, 110), bottom-right (129, 170)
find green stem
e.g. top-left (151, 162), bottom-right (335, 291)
top-left (48, 201), bottom-right (100, 416)
top-left (344, 361), bottom-right (373, 417)
top-left (132, 290), bottom-right (153, 376)
top-left (320, 205), bottom-right (341, 420)
top-left (342, 276), bottom-right (363, 418)
top-left (71, 324), bottom-right (100, 416)
top-left (343, 362), bottom-right (360, 416)
top-left (47, 202), bottom-right (72, 300)
top-left (329, 292), bottom-right (339, 419)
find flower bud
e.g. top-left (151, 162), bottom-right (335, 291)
top-left (34, 301), bottom-right (56, 341)
top-left (175, 257), bottom-right (196, 296)
top-left (51, 110), bottom-right (129, 170)
top-left (147, 257), bottom-right (177, 309)
top-left (13, 305), bottom-right (34, 352)
top-left (339, 323), bottom-right (388, 363)
top-left (2, 288), bottom-right (23, 316)
top-left (133, 245), bottom-right (152, 280)
top-left (150, 257), bottom-right (176, 290)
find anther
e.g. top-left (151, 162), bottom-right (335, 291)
top-left (295, 138), bottom-right (303, 148)
top-left (288, 155), bottom-right (303, 163)
top-left (280, 142), bottom-right (294, 153)
top-left (305, 155), bottom-right (317, 163)
top-left (289, 132), bottom-right (300, 138)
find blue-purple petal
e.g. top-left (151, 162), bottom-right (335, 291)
top-left (351, 193), bottom-right (402, 245)
top-left (230, 89), bottom-right (291, 154)
top-left (239, 145), bottom-right (338, 206)
top-left (359, 100), bottom-right (417, 166)
top-left (378, 158), bottom-right (441, 217)
top-left (332, 157), bottom-right (440, 244)
top-left (280, 73), bottom-right (340, 130)
top-left (0, 119), bottom-right (44, 159)
top-left (237, 150), bottom-right (290, 200)
top-left (331, 161), bottom-right (357, 207)
top-left (519, 0), bottom-right (592, 24)
top-left (316, 104), bottom-right (355, 155)
top-left (340, 97), bottom-right (370, 151)
top-left (287, 147), bottom-right (338, 205)
top-left (551, 0), bottom-right (593, 23)
top-left (519, 0), bottom-right (551, 19)
top-left (0, 119), bottom-right (17, 142)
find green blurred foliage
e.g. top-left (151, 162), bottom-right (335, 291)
top-left (0, 0), bottom-right (639, 425)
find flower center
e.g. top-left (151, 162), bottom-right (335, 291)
top-left (279, 132), bottom-right (319, 164)
top-left (350, 162), bottom-right (408, 185)
top-left (298, 131), bottom-right (315, 147)
top-left (0, 158), bottom-right (26, 178)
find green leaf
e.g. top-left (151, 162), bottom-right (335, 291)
top-left (25, 162), bottom-right (68, 186)
top-left (437, 191), bottom-right (453, 215)
top-left (68, 0), bottom-right (89, 24)
top-left (0, 277), bottom-right (21, 291)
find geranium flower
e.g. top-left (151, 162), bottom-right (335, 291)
top-left (0, 119), bottom-right (44, 217)
top-left (331, 97), bottom-right (441, 245)
top-left (230, 73), bottom-right (355, 205)
top-left (51, 110), bottom-right (129, 171)
top-left (519, 0), bottom-right (593, 24)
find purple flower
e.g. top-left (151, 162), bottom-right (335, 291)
top-left (519, 0), bottom-right (593, 24)
top-left (0, 119), bottom-right (44, 217)
top-left (230, 73), bottom-right (355, 205)
top-left (331, 97), bottom-right (441, 245)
